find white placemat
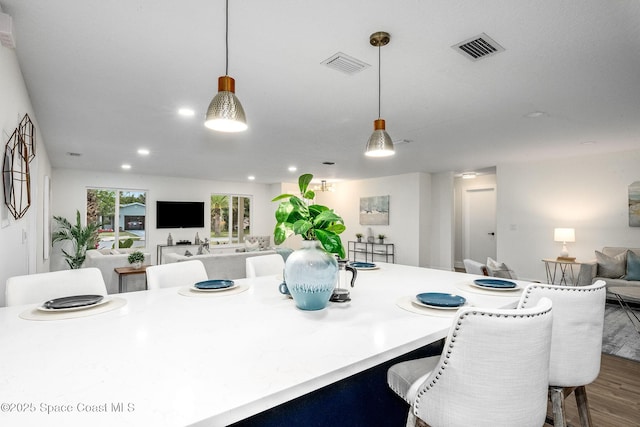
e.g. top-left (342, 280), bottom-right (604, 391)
top-left (178, 283), bottom-right (250, 298)
top-left (456, 281), bottom-right (523, 297)
top-left (396, 296), bottom-right (466, 318)
top-left (19, 297), bottom-right (127, 321)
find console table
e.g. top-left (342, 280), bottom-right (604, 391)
top-left (114, 265), bottom-right (150, 293)
top-left (348, 241), bottom-right (395, 263)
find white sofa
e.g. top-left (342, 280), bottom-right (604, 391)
top-left (84, 248), bottom-right (151, 294)
top-left (164, 250), bottom-right (277, 280)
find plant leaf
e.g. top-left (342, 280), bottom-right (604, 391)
top-left (272, 193), bottom-right (293, 202)
top-left (275, 201), bottom-right (294, 222)
top-left (315, 229), bottom-right (345, 258)
top-left (298, 174), bottom-right (313, 195)
top-left (292, 219), bottom-right (313, 236)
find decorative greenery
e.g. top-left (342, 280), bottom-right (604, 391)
top-left (355, 233), bottom-right (363, 238)
top-left (128, 250), bottom-right (145, 265)
top-left (272, 173), bottom-right (346, 258)
top-left (378, 234), bottom-right (386, 239)
top-left (52, 210), bottom-right (99, 269)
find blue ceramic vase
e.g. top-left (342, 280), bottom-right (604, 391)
top-left (284, 240), bottom-right (338, 310)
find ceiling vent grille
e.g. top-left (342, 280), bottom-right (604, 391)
top-left (321, 52), bottom-right (370, 75)
top-left (452, 33), bottom-right (504, 61)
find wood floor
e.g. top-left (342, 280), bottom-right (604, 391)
top-left (544, 353), bottom-right (640, 427)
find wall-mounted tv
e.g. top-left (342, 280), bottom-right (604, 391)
top-left (156, 201), bottom-right (205, 229)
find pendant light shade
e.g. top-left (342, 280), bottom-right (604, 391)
top-left (365, 119), bottom-right (394, 157)
top-left (204, 0), bottom-right (247, 132)
top-left (205, 76), bottom-right (247, 132)
top-left (365, 31), bottom-right (394, 157)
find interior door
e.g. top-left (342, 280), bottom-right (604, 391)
top-left (463, 187), bottom-right (497, 262)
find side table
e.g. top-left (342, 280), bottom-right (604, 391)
top-left (542, 258), bottom-right (580, 286)
top-left (609, 286), bottom-right (640, 334)
top-left (114, 265), bottom-right (150, 293)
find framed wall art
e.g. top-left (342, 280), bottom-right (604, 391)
top-left (359, 195), bottom-right (389, 225)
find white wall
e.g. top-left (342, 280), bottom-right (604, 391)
top-left (429, 172), bottom-right (453, 270)
top-left (51, 169), bottom-right (278, 266)
top-left (317, 173), bottom-right (430, 266)
top-left (497, 149), bottom-right (640, 282)
top-left (0, 41), bottom-right (52, 306)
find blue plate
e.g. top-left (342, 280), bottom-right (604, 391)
top-left (349, 262), bottom-right (377, 269)
top-left (473, 278), bottom-right (517, 289)
top-left (416, 292), bottom-right (466, 308)
top-left (194, 279), bottom-right (234, 290)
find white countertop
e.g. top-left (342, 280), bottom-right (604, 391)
top-left (0, 263), bottom-right (525, 426)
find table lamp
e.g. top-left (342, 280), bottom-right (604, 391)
top-left (554, 228), bottom-right (575, 260)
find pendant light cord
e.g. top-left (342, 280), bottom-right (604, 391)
top-left (377, 44), bottom-right (381, 119)
top-left (225, 0), bottom-right (229, 76)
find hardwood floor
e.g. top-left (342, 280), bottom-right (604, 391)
top-left (544, 353), bottom-right (640, 427)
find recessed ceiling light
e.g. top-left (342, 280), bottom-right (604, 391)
top-left (121, 164), bottom-right (131, 170)
top-left (524, 111), bottom-right (547, 118)
top-left (137, 148), bottom-right (150, 155)
top-left (461, 172), bottom-right (477, 179)
top-left (580, 141), bottom-right (597, 146)
top-left (178, 108), bottom-right (195, 117)
top-left (248, 175), bottom-right (255, 180)
top-left (288, 166), bottom-right (297, 172)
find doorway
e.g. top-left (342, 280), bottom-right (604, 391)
top-left (462, 186), bottom-right (497, 264)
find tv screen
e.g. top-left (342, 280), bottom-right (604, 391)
top-left (156, 201), bottom-right (205, 229)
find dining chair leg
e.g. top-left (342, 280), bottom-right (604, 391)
top-left (550, 386), bottom-right (568, 427)
top-left (574, 385), bottom-right (593, 427)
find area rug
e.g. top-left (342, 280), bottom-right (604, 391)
top-left (602, 302), bottom-right (640, 362)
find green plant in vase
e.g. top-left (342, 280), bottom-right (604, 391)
top-left (272, 173), bottom-right (346, 258)
top-left (127, 250), bottom-right (145, 268)
top-left (272, 173), bottom-right (346, 310)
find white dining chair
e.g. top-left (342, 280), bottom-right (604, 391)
top-left (462, 258), bottom-right (489, 276)
top-left (245, 253), bottom-right (285, 278)
top-left (387, 298), bottom-right (553, 427)
top-left (517, 280), bottom-right (606, 427)
top-left (5, 268), bottom-right (108, 306)
top-left (146, 260), bottom-right (208, 290)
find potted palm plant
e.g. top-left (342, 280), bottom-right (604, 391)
top-left (52, 210), bottom-right (99, 269)
top-left (273, 173), bottom-right (346, 310)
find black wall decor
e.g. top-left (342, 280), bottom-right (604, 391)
top-left (2, 114), bottom-right (36, 220)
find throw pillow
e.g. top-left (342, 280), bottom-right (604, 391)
top-left (595, 250), bottom-right (626, 279)
top-left (625, 250), bottom-right (640, 280)
top-left (486, 257), bottom-right (517, 279)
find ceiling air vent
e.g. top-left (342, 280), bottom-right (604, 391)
top-left (321, 52), bottom-right (370, 75)
top-left (452, 33), bottom-right (504, 61)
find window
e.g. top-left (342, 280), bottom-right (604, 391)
top-left (87, 188), bottom-right (147, 249)
top-left (210, 194), bottom-right (251, 245)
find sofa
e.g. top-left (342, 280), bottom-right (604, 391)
top-left (577, 247), bottom-right (640, 301)
top-left (84, 248), bottom-right (151, 294)
top-left (164, 249), bottom-right (278, 280)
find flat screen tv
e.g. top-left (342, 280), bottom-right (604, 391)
top-left (156, 201), bottom-right (205, 229)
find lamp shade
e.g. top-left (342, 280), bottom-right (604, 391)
top-left (205, 76), bottom-right (247, 132)
top-left (365, 119), bottom-right (395, 157)
top-left (554, 228), bottom-right (575, 243)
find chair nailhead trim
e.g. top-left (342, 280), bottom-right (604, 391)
top-left (413, 306), bottom-right (552, 410)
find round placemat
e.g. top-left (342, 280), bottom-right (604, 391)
top-left (455, 281), bottom-right (523, 296)
top-left (178, 283), bottom-right (249, 298)
top-left (19, 297), bottom-right (127, 321)
top-left (396, 296), bottom-right (466, 317)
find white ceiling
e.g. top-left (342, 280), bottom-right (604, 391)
top-left (2, 0), bottom-right (640, 184)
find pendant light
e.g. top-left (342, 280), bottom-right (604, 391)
top-left (205, 0), bottom-right (247, 132)
top-left (365, 31), bottom-right (394, 157)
